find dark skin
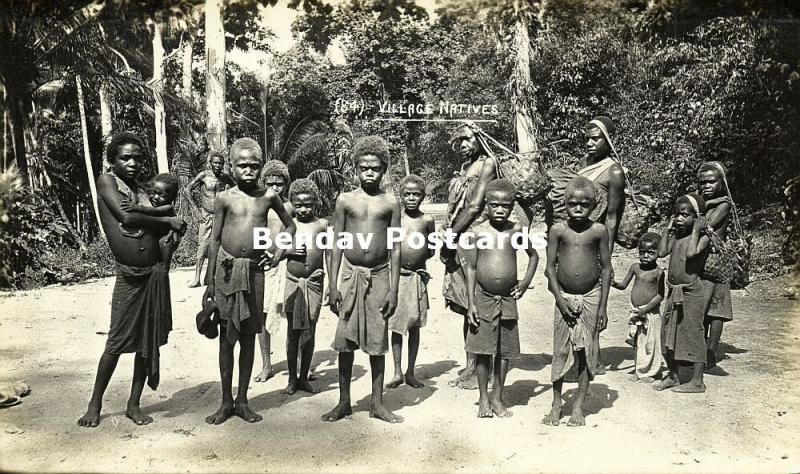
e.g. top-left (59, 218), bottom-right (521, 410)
top-left (78, 142), bottom-right (186, 428)
top-left (655, 201), bottom-right (710, 393)
top-left (280, 192), bottom-right (329, 396)
top-left (612, 241), bottom-right (665, 381)
top-left (322, 154), bottom-right (403, 424)
top-left (203, 149), bottom-right (296, 425)
top-left (464, 189), bottom-right (539, 418)
top-left (582, 127), bottom-right (626, 254)
top-left (542, 187), bottom-right (611, 427)
top-left (123, 181), bottom-right (181, 270)
top-left (386, 182), bottom-right (435, 390)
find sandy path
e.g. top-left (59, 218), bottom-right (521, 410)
top-left (0, 249), bottom-right (798, 473)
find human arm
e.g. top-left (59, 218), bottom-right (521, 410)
top-left (186, 171), bottom-right (205, 191)
top-left (597, 225), bottom-right (612, 332)
top-left (636, 270), bottom-right (665, 317)
top-left (687, 216), bottom-right (711, 258)
top-left (96, 175), bottom-right (185, 232)
top-left (513, 226), bottom-right (539, 300)
top-left (544, 224), bottom-right (573, 319)
top-left (381, 197), bottom-right (402, 319)
top-left (269, 192), bottom-right (296, 268)
top-left (612, 265), bottom-right (636, 290)
top-left (426, 216), bottom-right (436, 260)
top-left (120, 200), bottom-right (174, 216)
top-left (705, 201), bottom-right (731, 232)
top-left (202, 194), bottom-right (226, 298)
top-left (328, 196), bottom-right (345, 314)
top-left (604, 165), bottom-right (626, 254)
top-left (464, 237), bottom-right (479, 327)
top-left (658, 218), bottom-right (675, 258)
top-left (449, 158), bottom-right (497, 235)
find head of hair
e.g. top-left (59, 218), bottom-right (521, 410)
top-left (352, 136), bottom-right (390, 167)
top-left (565, 176), bottom-right (597, 203)
top-left (697, 161), bottom-right (726, 179)
top-left (208, 151), bottom-right (226, 164)
top-left (676, 193), bottom-right (706, 216)
top-left (261, 159), bottom-right (290, 184)
top-left (229, 137), bottom-right (263, 162)
top-left (399, 174), bottom-right (425, 194)
top-left (150, 173), bottom-right (180, 199)
top-left (638, 232), bottom-right (660, 248)
top-left (105, 132), bottom-right (146, 163)
top-left (288, 178), bottom-right (319, 201)
top-left (585, 115), bottom-right (615, 135)
top-left (486, 178), bottom-right (516, 197)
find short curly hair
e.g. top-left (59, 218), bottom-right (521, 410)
top-left (230, 137), bottom-right (263, 162)
top-left (262, 160), bottom-right (290, 184)
top-left (289, 178), bottom-right (320, 201)
top-left (565, 176), bottom-right (597, 203)
top-left (150, 173), bottom-right (180, 202)
top-left (105, 132), bottom-right (146, 163)
top-left (398, 174), bottom-right (426, 195)
top-left (638, 232), bottom-right (660, 248)
top-left (486, 178), bottom-right (516, 197)
top-left (208, 151), bottom-right (226, 164)
top-left (352, 135), bottom-right (390, 167)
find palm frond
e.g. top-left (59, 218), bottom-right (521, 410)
top-left (287, 132), bottom-right (330, 173)
top-left (33, 0), bottom-right (106, 65)
top-left (279, 115), bottom-right (330, 162)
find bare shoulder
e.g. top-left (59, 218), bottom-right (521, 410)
top-left (422, 213), bottom-right (436, 226)
top-left (480, 156), bottom-right (498, 179)
top-left (318, 217), bottom-right (330, 229)
top-left (608, 163), bottom-right (626, 184)
top-left (96, 173), bottom-right (115, 188)
top-left (591, 221), bottom-right (608, 236)
top-left (549, 221), bottom-right (567, 237)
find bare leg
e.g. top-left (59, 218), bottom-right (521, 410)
top-left (404, 327), bottom-right (424, 388)
top-left (254, 329), bottom-right (274, 382)
top-left (283, 320), bottom-right (300, 395)
top-left (189, 256), bottom-right (205, 287)
top-left (234, 333), bottom-right (262, 422)
top-left (78, 351), bottom-right (120, 427)
top-left (567, 350), bottom-right (589, 426)
top-left (206, 330), bottom-right (235, 424)
top-left (672, 361), bottom-right (706, 393)
top-left (542, 380), bottom-right (563, 426)
top-left (368, 355), bottom-right (403, 423)
top-left (386, 332), bottom-right (404, 389)
top-left (475, 354), bottom-right (493, 418)
top-left (125, 353), bottom-right (153, 425)
top-left (296, 324), bottom-right (320, 393)
top-left (321, 352), bottom-right (354, 421)
top-left (490, 356), bottom-right (512, 417)
top-left (705, 318), bottom-right (724, 369)
top-left (654, 351), bottom-right (680, 391)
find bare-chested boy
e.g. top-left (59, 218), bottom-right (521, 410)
top-left (255, 160), bottom-right (294, 383)
top-left (188, 151), bottom-right (233, 287)
top-left (542, 177), bottom-right (611, 427)
top-left (386, 175), bottom-right (435, 389)
top-left (204, 138), bottom-right (295, 424)
top-left (79, 132), bottom-right (186, 428)
top-left (322, 136), bottom-right (403, 424)
top-left (656, 193), bottom-right (709, 393)
top-left (612, 232), bottom-right (664, 382)
top-left (277, 178), bottom-right (329, 395)
top-left (697, 162), bottom-right (734, 369)
top-left (464, 179), bottom-right (538, 418)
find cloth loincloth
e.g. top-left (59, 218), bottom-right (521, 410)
top-left (196, 209), bottom-right (214, 259)
top-left (332, 258), bottom-right (391, 356)
top-left (214, 246), bottom-right (265, 344)
top-left (551, 283), bottom-right (601, 382)
top-left (388, 268), bottom-right (430, 335)
top-left (262, 259), bottom-right (287, 336)
top-left (701, 279), bottom-right (733, 322)
top-left (465, 284), bottom-right (520, 359)
top-left (284, 268), bottom-right (324, 348)
top-left (106, 262), bottom-right (172, 390)
top-left (661, 278), bottom-right (706, 363)
top-left (632, 306), bottom-right (663, 378)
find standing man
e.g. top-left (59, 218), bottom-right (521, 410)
top-left (188, 151), bottom-right (233, 288)
top-left (442, 124), bottom-right (498, 390)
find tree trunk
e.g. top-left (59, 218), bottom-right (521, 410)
top-left (99, 82), bottom-right (112, 139)
top-left (513, 1), bottom-right (539, 157)
top-left (205, 0), bottom-right (227, 153)
top-left (8, 95), bottom-right (29, 185)
top-left (181, 35), bottom-right (194, 102)
top-left (152, 21), bottom-right (169, 173)
top-left (76, 75), bottom-right (105, 240)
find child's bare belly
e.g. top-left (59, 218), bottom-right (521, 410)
top-left (221, 221), bottom-right (266, 259)
top-left (477, 252), bottom-right (517, 294)
top-left (286, 251), bottom-right (323, 278)
top-left (556, 251), bottom-right (600, 294)
top-left (631, 280), bottom-right (657, 307)
top-left (401, 245), bottom-right (429, 270)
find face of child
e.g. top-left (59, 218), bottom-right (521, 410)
top-left (400, 182), bottom-right (424, 212)
top-left (291, 193), bottom-right (316, 221)
top-left (110, 143), bottom-right (143, 180)
top-left (264, 175), bottom-right (287, 197)
top-left (210, 156), bottom-right (225, 176)
top-left (485, 190), bottom-right (514, 225)
top-left (356, 155), bottom-right (386, 189)
top-left (456, 128), bottom-right (479, 160)
top-left (698, 170), bottom-right (723, 199)
top-left (585, 127), bottom-right (609, 159)
top-left (565, 188), bottom-right (596, 221)
top-left (149, 181), bottom-right (176, 207)
top-left (638, 241), bottom-right (658, 265)
top-left (673, 201), bottom-right (696, 230)
top-left (230, 150), bottom-right (263, 186)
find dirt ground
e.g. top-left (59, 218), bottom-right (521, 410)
top-left (1, 242), bottom-right (799, 472)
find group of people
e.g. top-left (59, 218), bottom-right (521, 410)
top-left (76, 115), bottom-right (736, 429)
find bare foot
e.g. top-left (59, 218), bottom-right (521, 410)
top-left (490, 396), bottom-right (513, 418)
top-left (671, 382), bottom-right (706, 393)
top-left (653, 377), bottom-right (680, 391)
top-left (235, 402), bottom-right (262, 423)
top-left (254, 367), bottom-right (275, 383)
top-left (296, 380), bottom-right (320, 394)
top-left (307, 370), bottom-right (317, 381)
top-left (188, 280), bottom-right (201, 288)
top-left (385, 375), bottom-right (404, 389)
top-left (78, 404), bottom-right (101, 428)
top-left (449, 367), bottom-right (475, 387)
top-left (567, 407), bottom-right (585, 427)
top-left (125, 404), bottom-right (153, 425)
top-left (541, 402), bottom-right (562, 426)
top-left (282, 381), bottom-right (297, 395)
top-left (205, 403), bottom-right (235, 425)
top-left (457, 374), bottom-right (479, 390)
top-left (594, 364), bottom-right (607, 375)
top-left (638, 376), bottom-right (655, 383)
top-left (404, 373), bottom-right (425, 388)
top-left (369, 404), bottom-right (404, 423)
top-left (321, 402), bottom-right (352, 422)
top-left (477, 398), bottom-right (493, 418)
top-left (628, 374), bottom-right (640, 382)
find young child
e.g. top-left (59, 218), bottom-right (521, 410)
top-left (464, 179), bottom-right (538, 418)
top-left (255, 160), bottom-right (293, 383)
top-left (697, 162), bottom-right (734, 369)
top-left (656, 193), bottom-right (709, 393)
top-left (204, 138), bottom-right (295, 424)
top-left (542, 177), bottom-right (611, 427)
top-left (277, 178), bottom-right (329, 395)
top-left (386, 175), bottom-right (436, 389)
top-left (612, 232), bottom-right (664, 383)
top-left (121, 173), bottom-right (182, 269)
top-left (322, 136), bottom-right (403, 424)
